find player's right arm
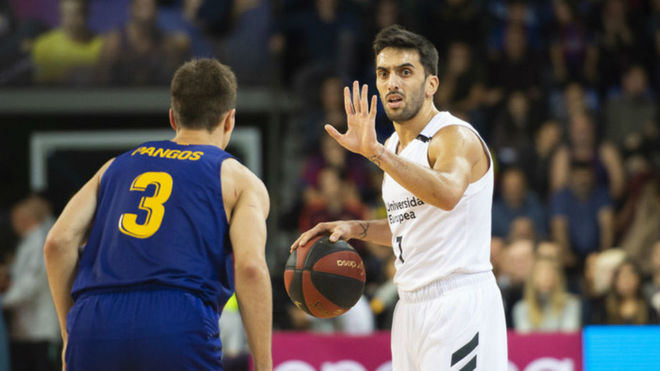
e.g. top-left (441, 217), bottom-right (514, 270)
top-left (291, 218), bottom-right (392, 251)
top-left (222, 159), bottom-right (272, 371)
top-left (291, 135), bottom-right (394, 251)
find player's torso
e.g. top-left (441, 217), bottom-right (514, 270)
top-left (72, 140), bottom-right (234, 309)
top-left (382, 112), bottom-right (494, 291)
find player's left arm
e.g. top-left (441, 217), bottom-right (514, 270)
top-left (373, 125), bottom-right (482, 211)
top-left (44, 159), bottom-right (114, 344)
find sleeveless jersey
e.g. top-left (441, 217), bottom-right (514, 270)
top-left (382, 112), bottom-right (494, 291)
top-left (71, 140), bottom-right (234, 311)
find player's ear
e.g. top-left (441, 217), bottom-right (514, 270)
top-left (426, 75), bottom-right (439, 97)
top-left (169, 109), bottom-right (178, 131)
top-left (224, 109), bottom-right (236, 134)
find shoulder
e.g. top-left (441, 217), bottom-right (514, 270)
top-left (97, 158), bottom-right (115, 180)
top-left (35, 29), bottom-right (63, 44)
top-left (221, 159), bottom-right (269, 209)
top-left (32, 30), bottom-right (63, 55)
top-left (428, 125), bottom-right (484, 165)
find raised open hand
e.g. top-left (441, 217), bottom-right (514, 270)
top-left (325, 81), bottom-right (383, 160)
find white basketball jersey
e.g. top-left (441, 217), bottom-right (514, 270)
top-left (382, 111), bottom-right (494, 291)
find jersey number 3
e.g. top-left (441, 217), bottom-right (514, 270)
top-left (119, 172), bottom-right (173, 239)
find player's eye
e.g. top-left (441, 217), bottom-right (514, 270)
top-left (401, 68), bottom-right (412, 76)
top-left (377, 70), bottom-right (388, 78)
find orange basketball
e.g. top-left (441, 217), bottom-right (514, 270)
top-left (284, 236), bottom-right (366, 318)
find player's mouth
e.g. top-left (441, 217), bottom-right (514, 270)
top-left (386, 93), bottom-right (404, 109)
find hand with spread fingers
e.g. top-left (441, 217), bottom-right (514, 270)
top-left (325, 81), bottom-right (385, 162)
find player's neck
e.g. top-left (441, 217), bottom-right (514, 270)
top-left (172, 128), bottom-right (225, 149)
top-left (393, 102), bottom-right (439, 150)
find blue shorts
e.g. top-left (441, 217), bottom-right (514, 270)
top-left (65, 288), bottom-right (223, 371)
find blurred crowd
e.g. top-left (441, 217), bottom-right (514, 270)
top-left (2, 0), bottom-right (660, 369)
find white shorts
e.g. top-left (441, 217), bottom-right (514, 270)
top-left (391, 271), bottom-right (507, 371)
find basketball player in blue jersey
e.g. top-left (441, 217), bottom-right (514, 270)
top-left (44, 59), bottom-right (272, 371)
top-left (292, 26), bottom-right (507, 370)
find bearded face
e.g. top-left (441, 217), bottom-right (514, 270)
top-left (376, 48), bottom-right (430, 124)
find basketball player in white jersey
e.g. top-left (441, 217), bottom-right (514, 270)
top-left (291, 25), bottom-right (508, 371)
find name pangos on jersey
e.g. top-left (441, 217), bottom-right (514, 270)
top-left (71, 140), bottom-right (235, 311)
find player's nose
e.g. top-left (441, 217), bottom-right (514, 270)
top-left (386, 75), bottom-right (400, 92)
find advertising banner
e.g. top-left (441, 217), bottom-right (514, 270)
top-left (508, 332), bottom-right (582, 371)
top-left (271, 331), bottom-right (582, 371)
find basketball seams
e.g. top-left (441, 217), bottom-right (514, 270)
top-left (302, 236), bottom-right (351, 270)
top-left (298, 235), bottom-right (322, 269)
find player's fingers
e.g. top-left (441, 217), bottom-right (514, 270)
top-left (293, 223), bottom-right (324, 250)
top-left (325, 124), bottom-right (342, 139)
top-left (290, 235), bottom-right (303, 251)
top-left (369, 95), bottom-right (377, 120)
top-left (325, 125), bottom-right (349, 150)
top-left (352, 81), bottom-right (360, 114)
top-left (360, 84), bottom-right (368, 115)
top-left (343, 86), bottom-right (354, 116)
top-left (329, 231), bottom-right (342, 242)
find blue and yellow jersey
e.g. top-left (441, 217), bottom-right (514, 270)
top-left (72, 140), bottom-right (234, 311)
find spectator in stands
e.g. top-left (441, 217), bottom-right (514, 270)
top-left (528, 120), bottom-right (562, 201)
top-left (507, 217), bottom-right (537, 244)
top-left (214, 0), bottom-right (273, 86)
top-left (30, 0), bottom-right (102, 85)
top-left (604, 65), bottom-right (656, 151)
top-left (295, 74), bottom-right (347, 152)
top-left (2, 196), bottom-right (59, 371)
top-left (513, 257), bottom-right (581, 332)
top-left (367, 0), bottom-right (414, 39)
top-left (550, 160), bottom-right (615, 271)
top-left (157, 0), bottom-right (213, 58)
top-left (270, 0), bottom-right (364, 86)
top-left (594, 0), bottom-right (639, 95)
top-left (498, 239), bottom-right (535, 327)
top-left (419, 0), bottom-right (485, 55)
top-left (435, 41), bottom-right (486, 129)
top-left (620, 175), bottom-right (660, 273)
top-left (491, 91), bottom-right (539, 168)
top-left (369, 255), bottom-right (397, 330)
top-left (486, 0), bottom-right (543, 54)
top-left (492, 167), bottom-right (546, 239)
top-left (0, 0), bottom-right (48, 85)
top-left (298, 166), bottom-right (368, 233)
top-left (644, 241), bottom-right (660, 318)
top-left (98, 0), bottom-right (190, 85)
top-left (603, 260), bottom-right (657, 324)
top-left (549, 81), bottom-right (599, 127)
top-left (550, 110), bottom-right (625, 200)
top-left (300, 134), bottom-right (370, 200)
top-left (486, 24), bottom-right (543, 109)
top-left (548, 0), bottom-right (597, 83)
top-left (582, 249), bottom-right (626, 324)
top-left (536, 240), bottom-right (562, 263)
